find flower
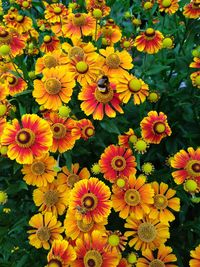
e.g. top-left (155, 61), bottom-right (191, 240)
top-left (28, 212), bottom-right (64, 250)
top-left (190, 57), bottom-right (200, 69)
top-left (118, 128), bottom-right (137, 148)
top-left (105, 230), bottom-right (127, 254)
top-left (140, 111), bottom-right (172, 144)
top-left (5, 74), bottom-right (27, 96)
top-left (47, 239), bottom-right (76, 267)
top-left (190, 244), bottom-right (200, 267)
top-left (21, 153), bottom-right (57, 187)
top-left (171, 147), bottom-right (200, 186)
top-left (72, 119), bottom-right (95, 140)
top-left (137, 244), bottom-right (177, 267)
top-left (1, 114), bottom-right (53, 164)
top-left (190, 71), bottom-right (200, 89)
top-left (33, 67), bottom-right (75, 111)
top-left (69, 177), bottom-right (112, 224)
top-left (40, 35), bottom-right (60, 53)
top-left (13, 14), bottom-right (33, 34)
top-left (149, 182), bottom-right (180, 223)
top-left (134, 28), bottom-right (164, 54)
top-left (97, 20), bottom-right (122, 45)
top-left (71, 230), bottom-right (120, 267)
top-left (44, 3), bottom-right (69, 23)
top-left (78, 77), bottom-right (123, 120)
top-left (124, 214), bottom-right (170, 251)
top-left (183, 1), bottom-right (200, 19)
top-left (99, 145), bottom-right (137, 183)
top-left (112, 175), bottom-right (154, 219)
top-left (115, 72), bottom-right (149, 105)
top-left (157, 0), bottom-right (179, 15)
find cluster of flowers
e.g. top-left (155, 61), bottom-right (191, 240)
top-left (0, 0), bottom-right (200, 266)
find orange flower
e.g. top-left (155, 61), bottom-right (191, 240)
top-left (47, 239), bottom-right (76, 267)
top-left (118, 128), bottom-right (137, 148)
top-left (63, 13), bottom-right (96, 39)
top-left (97, 20), bottom-right (122, 44)
top-left (69, 177), bottom-right (112, 224)
top-left (137, 244), bottom-right (177, 267)
top-left (5, 74), bottom-right (27, 96)
top-left (1, 114), bottom-right (53, 164)
top-left (44, 3), bottom-right (69, 23)
top-left (190, 71), bottom-right (200, 89)
top-left (183, 1), bottom-right (200, 19)
top-left (134, 28), bottom-right (164, 54)
top-left (40, 35), bottom-right (60, 53)
top-left (115, 72), bottom-right (149, 105)
top-left (149, 182), bottom-right (180, 223)
top-left (71, 230), bottom-right (120, 267)
top-left (140, 111), bottom-right (172, 144)
top-left (157, 0), bottom-right (179, 15)
top-left (190, 57), bottom-right (200, 68)
top-left (99, 145), bottom-right (137, 183)
top-left (0, 82), bottom-right (9, 101)
top-left (99, 47), bottom-right (133, 76)
top-left (171, 147), bottom-right (200, 185)
top-left (28, 212), bottom-right (64, 250)
top-left (125, 214), bottom-right (170, 251)
top-left (33, 67), bottom-right (75, 111)
top-left (21, 153), bottom-right (57, 187)
top-left (13, 14), bottom-right (33, 34)
top-left (78, 77), bottom-right (123, 120)
top-left (86, 0), bottom-right (111, 17)
top-left (112, 175), bottom-right (154, 219)
top-left (72, 119), bottom-right (95, 140)
top-left (105, 230), bottom-right (127, 254)
top-left (190, 244), bottom-right (200, 267)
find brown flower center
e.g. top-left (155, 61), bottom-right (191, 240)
top-left (150, 259), bottom-right (165, 267)
top-left (67, 174), bottom-right (80, 188)
top-left (15, 128), bottom-right (35, 148)
top-left (7, 76), bottom-right (18, 87)
top-left (94, 86), bottom-right (114, 104)
top-left (31, 161), bottom-right (46, 175)
top-left (138, 222), bottom-right (157, 243)
top-left (77, 219), bottom-right (94, 232)
top-left (153, 122), bottom-right (166, 134)
top-left (154, 194), bottom-right (168, 209)
top-left (36, 226), bottom-right (50, 241)
top-left (73, 13), bottom-right (86, 26)
top-left (145, 28), bottom-right (156, 38)
top-left (51, 123), bottom-right (66, 139)
top-left (0, 30), bottom-right (11, 44)
top-left (68, 46), bottom-right (84, 60)
top-left (111, 156), bottom-right (126, 171)
top-left (81, 193), bottom-right (98, 211)
top-left (44, 56), bottom-right (58, 68)
top-left (84, 250), bottom-right (103, 267)
top-left (83, 126), bottom-right (95, 138)
top-left (44, 190), bottom-right (59, 207)
top-left (106, 53), bottom-right (121, 69)
top-left (124, 189), bottom-right (141, 206)
top-left (48, 259), bottom-right (62, 267)
top-left (45, 78), bottom-right (61, 95)
top-left (186, 160), bottom-right (200, 177)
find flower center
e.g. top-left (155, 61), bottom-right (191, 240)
top-left (73, 13), bottom-right (86, 26)
top-left (106, 53), bottom-right (121, 69)
top-left (45, 78), bottom-right (61, 95)
top-left (186, 160), bottom-right (200, 177)
top-left (51, 123), bottom-right (66, 139)
top-left (68, 46), bottom-right (84, 60)
top-left (81, 193), bottom-right (98, 211)
top-left (83, 126), bottom-right (95, 138)
top-left (138, 222), bottom-right (157, 243)
top-left (15, 128), bottom-right (35, 148)
top-left (48, 259), bottom-right (62, 267)
top-left (161, 0), bottom-right (172, 8)
top-left (31, 161), bottom-right (46, 175)
top-left (83, 250), bottom-right (103, 267)
top-left (195, 75), bottom-right (200, 86)
top-left (123, 41), bottom-right (131, 48)
top-left (77, 219), bottom-right (94, 232)
top-left (67, 174), bottom-right (80, 188)
top-left (44, 190), bottom-right (59, 207)
top-left (16, 15), bottom-right (24, 23)
top-left (44, 56), bottom-right (58, 68)
top-left (36, 226), bottom-right (50, 241)
top-left (94, 86), bottom-right (114, 104)
top-left (76, 61), bottom-right (89, 74)
top-left (154, 194), bottom-right (168, 209)
top-left (44, 35), bottom-right (52, 43)
top-left (111, 156), bottom-right (126, 171)
top-left (124, 189), bottom-right (141, 206)
top-left (54, 7), bottom-right (62, 15)
top-left (192, 2), bottom-right (200, 9)
top-left (145, 28), bottom-right (155, 38)
top-left (0, 30), bottom-right (11, 44)
top-left (153, 122), bottom-right (166, 134)
top-left (7, 76), bottom-right (18, 86)
top-left (128, 78), bottom-right (142, 92)
top-left (150, 259), bottom-right (165, 267)
top-left (108, 234), bottom-right (120, 246)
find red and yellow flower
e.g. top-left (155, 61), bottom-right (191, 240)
top-left (33, 67), bottom-right (75, 111)
top-left (69, 177), bottom-right (112, 224)
top-left (40, 35), bottom-right (60, 53)
top-left (72, 119), bottom-right (95, 140)
top-left (97, 20), bottom-right (122, 45)
top-left (183, 0), bottom-right (200, 19)
top-left (140, 111), bottom-right (172, 144)
top-left (1, 114), bottom-right (53, 164)
top-left (118, 128), bottom-right (138, 148)
top-left (99, 145), bottom-right (137, 183)
top-left (190, 57), bottom-right (200, 69)
top-left (157, 0), bottom-right (179, 15)
top-left (190, 244), bottom-right (200, 267)
top-left (5, 74), bottom-right (27, 96)
top-left (105, 230), bottom-right (127, 254)
top-left (44, 3), bottom-right (69, 23)
top-left (190, 71), bottom-right (200, 89)
top-left (134, 28), bottom-right (164, 54)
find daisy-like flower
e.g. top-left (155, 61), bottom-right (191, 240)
top-left (47, 239), bottom-right (76, 267)
top-left (72, 119), bottom-right (95, 140)
top-left (78, 77), bottom-right (124, 120)
top-left (140, 111), bottom-right (172, 144)
top-left (71, 230), bottom-right (120, 267)
top-left (69, 177), bottom-right (112, 224)
top-left (35, 50), bottom-right (69, 75)
top-left (149, 182), bottom-right (180, 223)
top-left (183, 0), bottom-right (200, 19)
top-left (97, 20), bottom-right (122, 44)
top-left (112, 174), bottom-right (154, 219)
top-left (63, 13), bottom-right (96, 39)
top-left (86, 0), bottom-right (111, 18)
top-left (124, 214), bottom-right (170, 251)
top-left (99, 47), bottom-right (133, 76)
top-left (33, 178), bottom-right (69, 216)
top-left (5, 74), bottom-right (27, 96)
top-left (64, 209), bottom-right (107, 240)
top-left (105, 230), bottom-right (127, 254)
top-left (190, 57), bottom-right (200, 69)
top-left (115, 72), bottom-right (149, 105)
top-left (13, 14), bottom-right (33, 34)
top-left (190, 71), bottom-right (200, 89)
top-left (45, 112), bottom-right (78, 153)
top-left (190, 244), bottom-right (200, 267)
top-left (57, 163), bottom-right (90, 189)
top-left (137, 244), bottom-right (177, 267)
top-left (28, 212), bottom-right (64, 250)
top-left (157, 0), bottom-right (179, 15)
top-left (33, 67), bottom-right (75, 111)
top-left (1, 114), bottom-right (53, 164)
top-left (118, 128), bottom-right (138, 149)
top-left (134, 28), bottom-right (164, 54)
top-left (21, 153), bottom-right (57, 187)
top-left (171, 147), bottom-right (200, 185)
top-left (99, 145), bottom-right (137, 183)
top-left (44, 3), bottom-right (69, 24)
top-left (40, 35), bottom-right (60, 53)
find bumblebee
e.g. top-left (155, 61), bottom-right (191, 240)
top-left (97, 75), bottom-right (109, 93)
top-left (76, 205), bottom-right (87, 214)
